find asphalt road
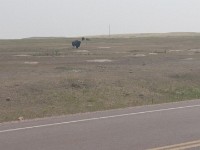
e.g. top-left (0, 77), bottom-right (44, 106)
top-left (0, 100), bottom-right (200, 150)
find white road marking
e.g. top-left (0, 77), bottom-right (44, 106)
top-left (149, 139), bottom-right (200, 150)
top-left (0, 104), bottom-right (200, 133)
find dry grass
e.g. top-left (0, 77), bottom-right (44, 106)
top-left (1, 36), bottom-right (200, 122)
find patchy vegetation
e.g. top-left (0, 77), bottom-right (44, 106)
top-left (1, 36), bottom-right (200, 122)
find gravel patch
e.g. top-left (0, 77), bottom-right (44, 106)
top-left (14, 54), bottom-right (31, 57)
top-left (24, 61), bottom-right (39, 65)
top-left (134, 54), bottom-right (146, 57)
top-left (87, 59), bottom-right (113, 63)
top-left (183, 58), bottom-right (194, 61)
top-left (169, 50), bottom-right (183, 52)
top-left (149, 53), bottom-right (158, 55)
top-left (98, 47), bottom-right (111, 49)
top-left (74, 50), bottom-right (89, 53)
top-left (188, 49), bottom-right (200, 53)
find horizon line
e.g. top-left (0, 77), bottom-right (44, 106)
top-left (1, 32), bottom-right (200, 40)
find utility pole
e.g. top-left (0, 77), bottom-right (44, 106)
top-left (109, 24), bottom-right (111, 38)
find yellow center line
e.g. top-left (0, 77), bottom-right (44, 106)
top-left (149, 139), bottom-right (200, 150)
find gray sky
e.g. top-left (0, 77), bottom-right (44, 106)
top-left (0, 0), bottom-right (200, 39)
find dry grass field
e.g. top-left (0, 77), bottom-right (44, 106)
top-left (1, 34), bottom-right (200, 122)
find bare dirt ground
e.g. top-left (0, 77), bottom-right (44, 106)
top-left (1, 35), bottom-right (200, 122)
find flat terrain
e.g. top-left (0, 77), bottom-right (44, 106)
top-left (0, 100), bottom-right (200, 150)
top-left (1, 35), bottom-right (200, 122)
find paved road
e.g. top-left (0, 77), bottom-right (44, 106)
top-left (0, 100), bottom-right (200, 150)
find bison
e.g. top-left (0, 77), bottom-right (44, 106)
top-left (72, 40), bottom-right (81, 49)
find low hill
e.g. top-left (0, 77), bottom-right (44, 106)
top-left (88, 32), bottom-right (200, 38)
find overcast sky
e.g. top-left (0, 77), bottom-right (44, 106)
top-left (0, 0), bottom-right (200, 39)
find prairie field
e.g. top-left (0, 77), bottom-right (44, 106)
top-left (1, 35), bottom-right (200, 122)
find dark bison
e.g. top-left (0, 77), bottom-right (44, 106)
top-left (72, 40), bottom-right (81, 48)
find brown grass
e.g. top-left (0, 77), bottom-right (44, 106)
top-left (1, 36), bottom-right (200, 122)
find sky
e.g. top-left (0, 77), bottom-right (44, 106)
top-left (0, 0), bottom-right (200, 39)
